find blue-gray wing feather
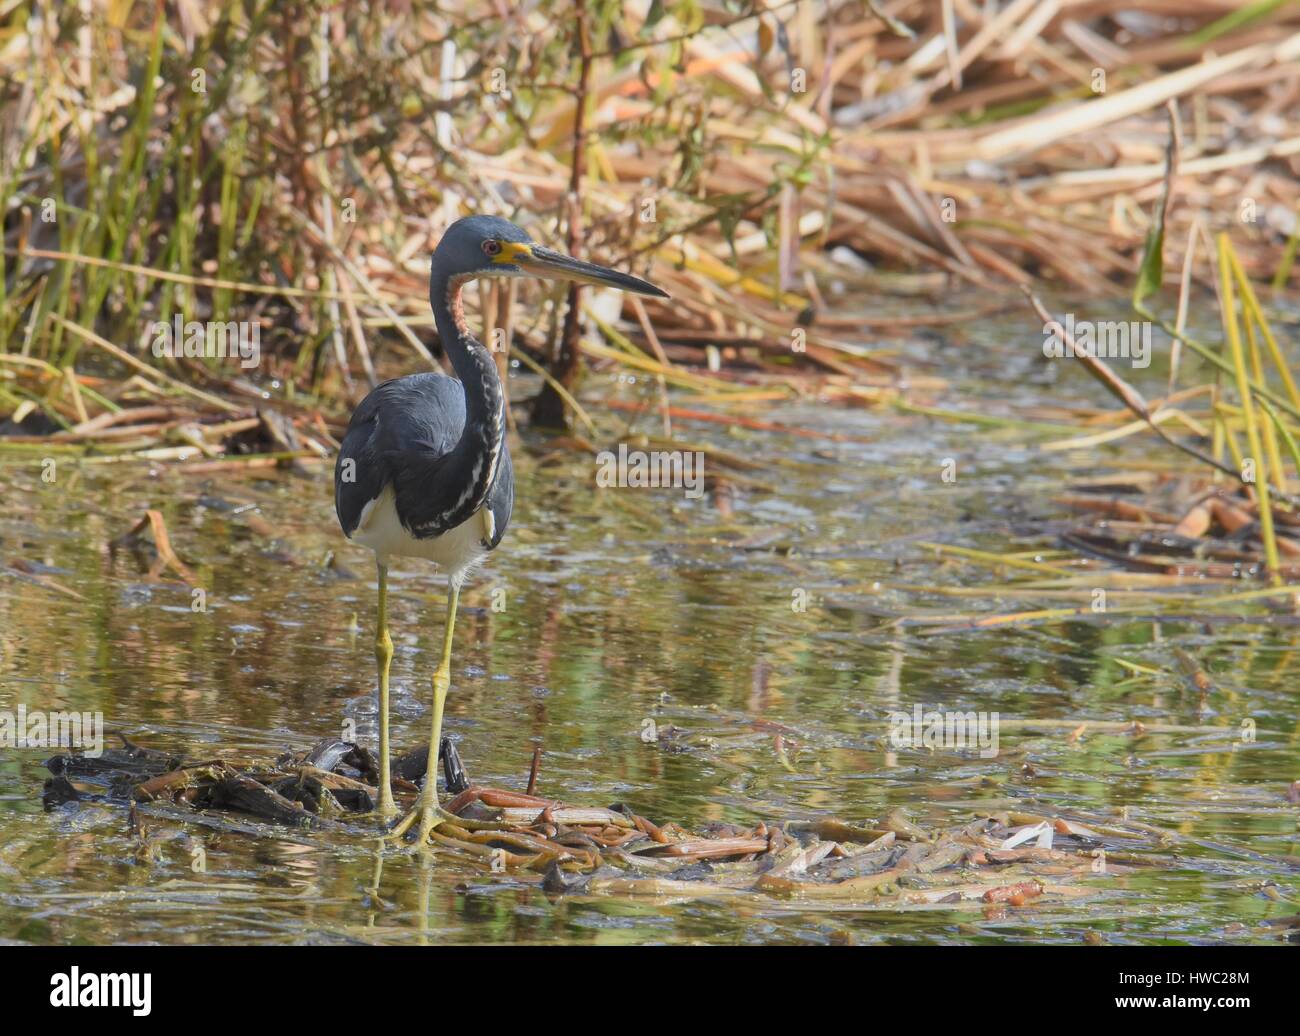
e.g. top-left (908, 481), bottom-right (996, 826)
top-left (334, 372), bottom-right (512, 549)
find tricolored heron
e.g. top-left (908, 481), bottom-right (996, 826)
top-left (334, 214), bottom-right (667, 844)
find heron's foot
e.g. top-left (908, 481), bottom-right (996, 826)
top-left (387, 802), bottom-right (460, 844)
top-left (373, 794), bottom-right (399, 826)
top-left (388, 801), bottom-right (517, 843)
top-left (358, 775), bottom-right (398, 827)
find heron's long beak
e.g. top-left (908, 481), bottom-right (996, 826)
top-left (502, 243), bottom-right (669, 298)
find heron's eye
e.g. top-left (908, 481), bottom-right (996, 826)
top-left (482, 240), bottom-right (502, 257)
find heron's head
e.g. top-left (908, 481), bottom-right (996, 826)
top-left (433, 215), bottom-right (668, 298)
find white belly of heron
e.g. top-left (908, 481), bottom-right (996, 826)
top-left (350, 484), bottom-right (493, 585)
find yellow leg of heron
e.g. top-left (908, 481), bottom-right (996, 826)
top-left (374, 562), bottom-right (397, 820)
top-left (388, 581), bottom-right (506, 842)
top-left (415, 582), bottom-right (459, 845)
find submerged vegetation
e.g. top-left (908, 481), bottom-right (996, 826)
top-left (4, 1), bottom-right (1299, 615)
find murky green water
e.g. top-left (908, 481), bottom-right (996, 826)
top-left (2, 325), bottom-right (1299, 944)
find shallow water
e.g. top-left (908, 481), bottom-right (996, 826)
top-left (2, 313), bottom-right (1299, 945)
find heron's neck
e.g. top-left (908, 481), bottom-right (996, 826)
top-left (431, 273), bottom-right (501, 419)
top-left (429, 270), bottom-right (506, 517)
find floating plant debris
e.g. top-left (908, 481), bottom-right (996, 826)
top-left (39, 735), bottom-right (1214, 910)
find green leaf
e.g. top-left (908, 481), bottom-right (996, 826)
top-left (1132, 221), bottom-right (1165, 309)
top-left (1133, 112), bottom-right (1178, 309)
top-left (643, 0), bottom-right (667, 31)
